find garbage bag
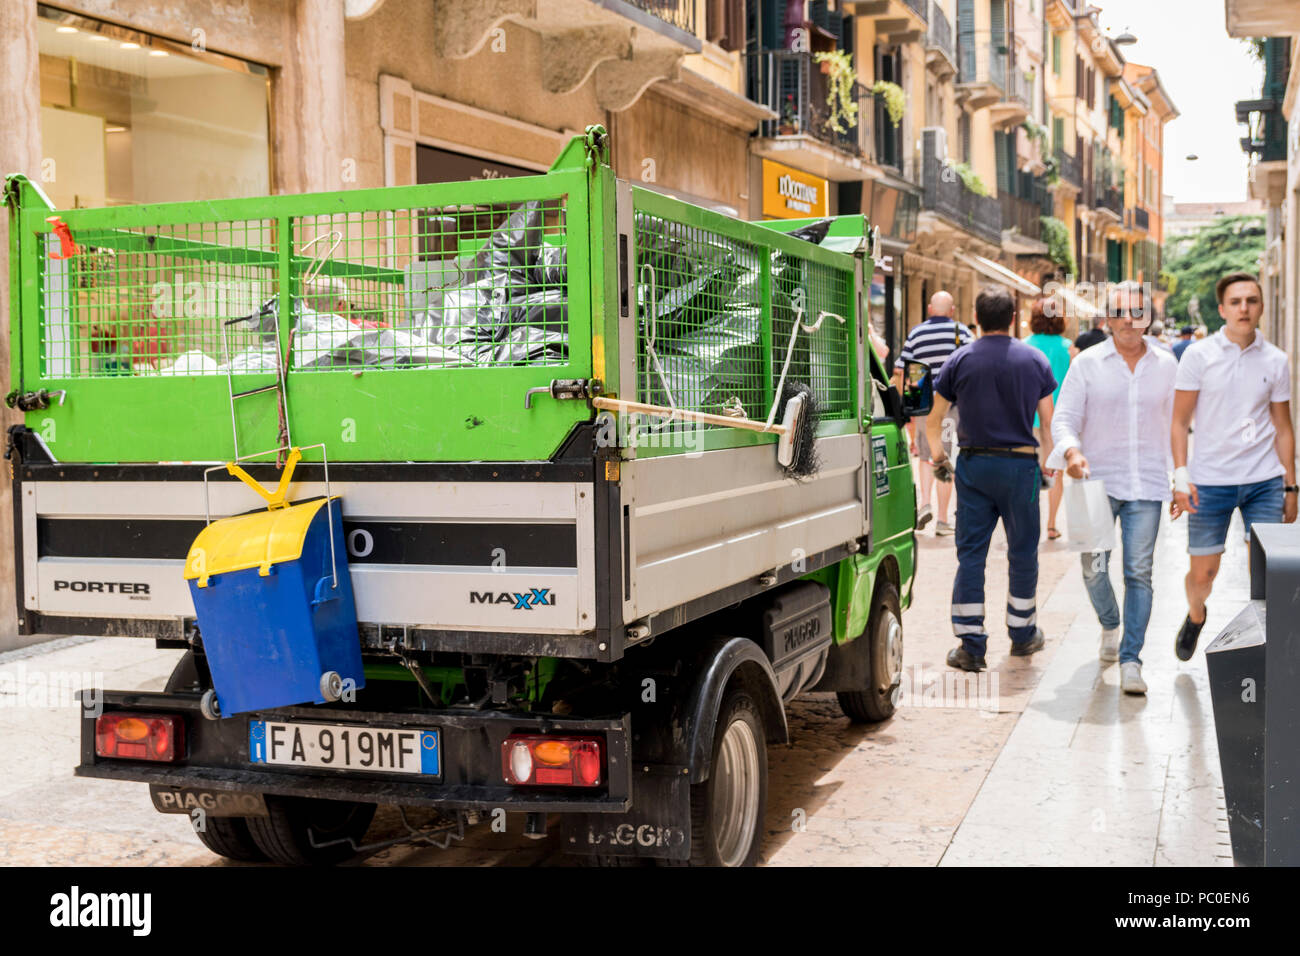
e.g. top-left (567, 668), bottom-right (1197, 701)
top-left (1065, 478), bottom-right (1117, 553)
top-left (159, 350), bottom-right (220, 376)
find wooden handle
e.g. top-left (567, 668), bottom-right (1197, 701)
top-left (591, 396), bottom-right (786, 435)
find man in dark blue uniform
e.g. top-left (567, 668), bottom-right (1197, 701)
top-left (927, 286), bottom-right (1059, 671)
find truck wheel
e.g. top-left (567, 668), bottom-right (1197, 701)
top-left (245, 796), bottom-right (376, 865)
top-left (191, 816), bottom-right (268, 863)
top-left (836, 580), bottom-right (903, 723)
top-left (687, 688), bottom-right (768, 867)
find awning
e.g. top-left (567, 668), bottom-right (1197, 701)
top-left (953, 252), bottom-right (1041, 296)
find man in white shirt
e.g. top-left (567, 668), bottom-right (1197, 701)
top-left (1048, 281), bottom-right (1177, 694)
top-left (1171, 272), bottom-right (1297, 661)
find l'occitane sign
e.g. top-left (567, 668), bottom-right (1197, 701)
top-left (762, 160), bottom-right (828, 219)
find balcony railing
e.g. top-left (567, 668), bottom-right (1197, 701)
top-left (1054, 148), bottom-right (1081, 187)
top-left (957, 38), bottom-right (1009, 89)
top-left (921, 136), bottom-right (1003, 246)
top-left (1133, 206), bottom-right (1150, 231)
top-left (1001, 193), bottom-right (1044, 241)
top-left (747, 51), bottom-right (868, 157)
top-left (1095, 184), bottom-right (1123, 216)
top-left (620, 0), bottom-right (695, 35)
top-left (1004, 64), bottom-right (1033, 108)
top-left (904, 0), bottom-right (929, 21)
top-left (927, 1), bottom-right (955, 63)
top-left (1236, 99), bottom-right (1288, 163)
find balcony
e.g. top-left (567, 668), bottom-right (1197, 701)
top-left (921, 136), bottom-right (1003, 246)
top-left (990, 63), bottom-right (1032, 128)
top-left (1225, 1), bottom-right (1300, 36)
top-left (432, 0), bottom-right (701, 111)
top-left (1236, 99), bottom-right (1288, 164)
top-left (1054, 148), bottom-right (1081, 189)
top-left (873, 94), bottom-right (905, 172)
top-left (747, 51), bottom-right (871, 179)
top-left (847, 0), bottom-right (928, 38)
top-left (1094, 184), bottom-right (1123, 219)
top-left (956, 39), bottom-right (1008, 110)
top-left (925, 1), bottom-right (957, 78)
top-left (1133, 206), bottom-right (1150, 232)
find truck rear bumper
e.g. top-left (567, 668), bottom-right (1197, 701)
top-left (78, 690), bottom-right (633, 813)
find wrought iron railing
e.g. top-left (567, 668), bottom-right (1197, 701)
top-left (921, 139), bottom-right (1003, 246)
top-left (1054, 148), bottom-right (1081, 187)
top-left (1004, 64), bottom-right (1033, 108)
top-left (747, 51), bottom-right (868, 157)
top-left (1095, 184), bottom-right (1123, 216)
top-left (620, 0), bottom-right (695, 35)
top-left (927, 2), bottom-right (955, 63)
top-left (1133, 206), bottom-right (1150, 231)
top-left (1000, 193), bottom-right (1044, 241)
top-left (957, 38), bottom-right (1009, 89)
top-left (904, 0), bottom-right (929, 21)
top-left (873, 95), bottom-right (904, 172)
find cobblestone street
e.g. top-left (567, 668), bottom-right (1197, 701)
top-left (0, 490), bottom-right (1237, 867)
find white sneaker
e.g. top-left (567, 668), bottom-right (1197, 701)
top-left (917, 504), bottom-right (933, 530)
top-left (1120, 661), bottom-right (1147, 695)
top-left (1099, 627), bottom-right (1121, 662)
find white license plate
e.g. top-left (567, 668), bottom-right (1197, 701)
top-left (249, 721), bottom-right (439, 776)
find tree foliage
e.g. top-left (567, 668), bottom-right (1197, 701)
top-left (1161, 215), bottom-right (1265, 330)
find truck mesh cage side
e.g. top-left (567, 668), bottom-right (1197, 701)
top-left (37, 199), bottom-right (570, 378)
top-left (632, 208), bottom-right (854, 440)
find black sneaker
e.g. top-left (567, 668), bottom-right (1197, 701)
top-left (947, 646), bottom-right (986, 672)
top-left (1010, 627), bottom-right (1046, 657)
top-left (1175, 612), bottom-right (1206, 661)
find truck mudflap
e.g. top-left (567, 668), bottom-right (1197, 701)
top-left (78, 690), bottom-right (633, 814)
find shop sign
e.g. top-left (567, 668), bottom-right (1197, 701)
top-left (762, 160), bottom-right (828, 219)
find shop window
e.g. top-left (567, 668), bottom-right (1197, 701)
top-left (36, 6), bottom-right (270, 207)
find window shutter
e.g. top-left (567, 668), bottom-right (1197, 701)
top-left (957, 0), bottom-right (975, 83)
top-left (1052, 35), bottom-right (1060, 75)
top-left (1053, 116), bottom-right (1064, 151)
top-left (810, 0), bottom-right (829, 32)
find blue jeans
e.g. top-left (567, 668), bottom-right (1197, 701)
top-left (1186, 476), bottom-right (1284, 555)
top-left (1079, 498), bottom-right (1162, 665)
top-left (951, 453), bottom-right (1041, 658)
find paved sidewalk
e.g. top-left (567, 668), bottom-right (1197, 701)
top-left (0, 494), bottom-right (1236, 866)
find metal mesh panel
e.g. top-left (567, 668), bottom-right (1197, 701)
top-left (39, 221), bottom-right (276, 378)
top-left (288, 198), bottom-right (569, 372)
top-left (37, 198), bottom-right (570, 378)
top-left (633, 209), bottom-right (855, 443)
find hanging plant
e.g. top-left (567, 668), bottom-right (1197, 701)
top-left (1040, 216), bottom-right (1077, 275)
top-left (813, 50), bottom-right (859, 134)
top-left (871, 80), bottom-right (905, 128)
top-left (948, 161), bottom-right (990, 197)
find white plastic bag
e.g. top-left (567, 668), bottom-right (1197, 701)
top-left (1065, 478), bottom-right (1116, 553)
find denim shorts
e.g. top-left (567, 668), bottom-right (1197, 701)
top-left (1187, 476), bottom-right (1284, 555)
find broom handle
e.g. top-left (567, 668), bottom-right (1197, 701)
top-left (591, 396), bottom-right (787, 435)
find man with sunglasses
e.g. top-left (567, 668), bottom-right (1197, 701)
top-left (1047, 281), bottom-right (1177, 694)
top-left (1170, 272), bottom-right (1296, 661)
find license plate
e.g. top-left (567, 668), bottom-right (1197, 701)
top-left (249, 721), bottom-right (439, 776)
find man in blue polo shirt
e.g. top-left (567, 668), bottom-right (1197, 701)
top-left (927, 286), bottom-right (1059, 671)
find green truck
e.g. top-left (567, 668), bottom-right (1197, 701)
top-left (4, 127), bottom-right (926, 866)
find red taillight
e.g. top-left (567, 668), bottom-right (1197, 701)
top-left (501, 735), bottom-right (603, 787)
top-left (95, 713), bottom-right (184, 763)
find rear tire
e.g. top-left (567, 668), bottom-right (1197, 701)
top-left (164, 653), bottom-right (270, 863)
top-left (192, 816), bottom-right (267, 863)
top-left (685, 688), bottom-right (768, 867)
top-left (246, 795), bottom-right (376, 865)
top-left (836, 580), bottom-right (903, 723)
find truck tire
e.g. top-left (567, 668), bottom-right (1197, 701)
top-left (163, 652), bottom-right (272, 864)
top-left (836, 580), bottom-right (903, 723)
top-left (685, 688), bottom-right (768, 867)
top-left (192, 816), bottom-right (268, 863)
top-left (245, 795), bottom-right (376, 866)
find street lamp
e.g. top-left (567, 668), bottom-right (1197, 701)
top-left (1114, 32), bottom-right (1138, 46)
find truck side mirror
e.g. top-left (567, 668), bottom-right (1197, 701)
top-left (900, 360), bottom-right (933, 417)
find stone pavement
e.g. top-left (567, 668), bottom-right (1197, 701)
top-left (0, 495), bottom-right (1236, 866)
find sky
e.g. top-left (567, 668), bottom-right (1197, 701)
top-left (1097, 0), bottom-right (1260, 204)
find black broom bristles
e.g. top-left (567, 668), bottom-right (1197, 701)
top-left (778, 381), bottom-right (821, 481)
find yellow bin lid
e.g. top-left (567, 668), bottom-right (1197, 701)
top-left (185, 497), bottom-right (336, 588)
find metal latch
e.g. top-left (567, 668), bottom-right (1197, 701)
top-left (524, 378), bottom-right (603, 409)
top-left (5, 389), bottom-right (66, 411)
